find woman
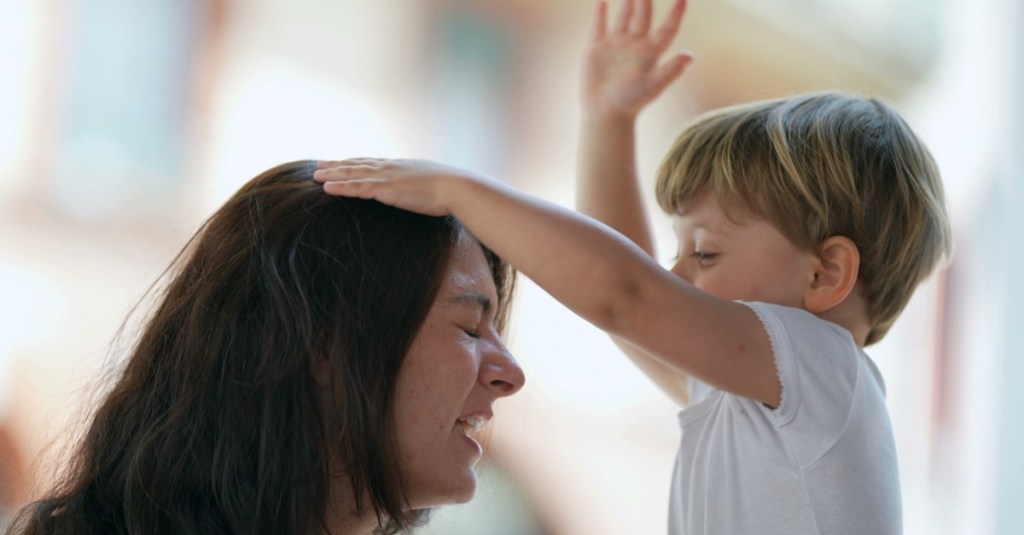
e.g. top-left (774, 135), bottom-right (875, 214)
top-left (8, 160), bottom-right (525, 534)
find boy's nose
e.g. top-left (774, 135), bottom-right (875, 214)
top-left (669, 258), bottom-right (694, 284)
top-left (479, 341), bottom-right (525, 397)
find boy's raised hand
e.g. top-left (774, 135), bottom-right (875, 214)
top-left (314, 158), bottom-right (490, 217)
top-left (582, 0), bottom-right (692, 119)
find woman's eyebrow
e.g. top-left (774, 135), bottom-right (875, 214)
top-left (447, 292), bottom-right (492, 314)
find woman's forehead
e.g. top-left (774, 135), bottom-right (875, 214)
top-left (441, 237), bottom-right (497, 301)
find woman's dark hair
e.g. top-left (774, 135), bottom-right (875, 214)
top-left (9, 160), bottom-right (516, 534)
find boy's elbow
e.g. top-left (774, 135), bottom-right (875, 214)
top-left (593, 277), bottom-right (649, 338)
top-left (581, 249), bottom-right (666, 337)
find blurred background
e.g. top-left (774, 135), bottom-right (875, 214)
top-left (0, 0), bottom-right (1020, 533)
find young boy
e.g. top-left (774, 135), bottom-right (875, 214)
top-left (314, 1), bottom-right (952, 532)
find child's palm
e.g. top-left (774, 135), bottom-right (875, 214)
top-left (582, 0), bottom-right (691, 118)
top-left (584, 37), bottom-right (671, 112)
top-left (315, 159), bottom-right (481, 217)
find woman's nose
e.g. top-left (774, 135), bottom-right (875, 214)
top-left (479, 341), bottom-right (525, 397)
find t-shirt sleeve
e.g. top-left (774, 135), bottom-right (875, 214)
top-left (739, 301), bottom-right (864, 468)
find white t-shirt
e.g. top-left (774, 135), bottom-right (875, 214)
top-left (668, 301), bottom-right (901, 534)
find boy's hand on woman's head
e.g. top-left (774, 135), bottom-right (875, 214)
top-left (314, 158), bottom-right (491, 217)
top-left (582, 0), bottom-right (694, 120)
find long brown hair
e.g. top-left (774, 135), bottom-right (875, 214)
top-left (9, 160), bottom-right (516, 534)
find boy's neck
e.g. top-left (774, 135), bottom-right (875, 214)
top-left (816, 284), bottom-right (871, 347)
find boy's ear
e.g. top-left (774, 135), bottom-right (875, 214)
top-left (804, 236), bottom-right (860, 314)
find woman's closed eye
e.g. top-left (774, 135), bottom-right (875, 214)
top-left (461, 327), bottom-right (482, 339)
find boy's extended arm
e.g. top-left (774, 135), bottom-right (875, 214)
top-left (578, 0), bottom-right (693, 405)
top-left (581, 115), bottom-right (692, 407)
top-left (314, 160), bottom-right (781, 408)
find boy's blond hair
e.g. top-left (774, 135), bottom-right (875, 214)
top-left (655, 92), bottom-right (953, 345)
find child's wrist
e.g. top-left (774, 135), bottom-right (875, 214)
top-left (445, 171), bottom-right (497, 209)
top-left (582, 108), bottom-right (638, 130)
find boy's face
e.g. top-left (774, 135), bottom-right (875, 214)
top-left (670, 192), bottom-right (817, 308)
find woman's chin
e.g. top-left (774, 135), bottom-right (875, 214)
top-left (410, 470), bottom-right (478, 509)
top-left (440, 471), bottom-right (478, 505)
top-left (450, 480), bottom-right (477, 504)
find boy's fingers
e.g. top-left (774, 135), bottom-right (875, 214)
top-left (647, 53), bottom-right (693, 94)
top-left (652, 0), bottom-right (687, 51)
top-left (591, 1), bottom-right (608, 40)
top-left (323, 179), bottom-right (382, 198)
top-left (316, 159), bottom-right (354, 170)
top-left (631, 0), bottom-right (652, 36)
top-left (313, 165), bottom-right (380, 182)
top-left (611, 0), bottom-right (634, 34)
top-left (323, 178), bottom-right (387, 189)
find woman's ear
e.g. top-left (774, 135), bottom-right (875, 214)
top-left (804, 236), bottom-right (860, 314)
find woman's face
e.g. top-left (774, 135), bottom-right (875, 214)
top-left (392, 235), bottom-right (525, 508)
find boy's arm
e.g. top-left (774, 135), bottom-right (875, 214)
top-left (313, 160), bottom-right (781, 408)
top-left (578, 0), bottom-right (693, 405)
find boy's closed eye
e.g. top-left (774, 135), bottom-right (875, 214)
top-left (670, 246), bottom-right (719, 266)
top-left (691, 250), bottom-right (719, 266)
